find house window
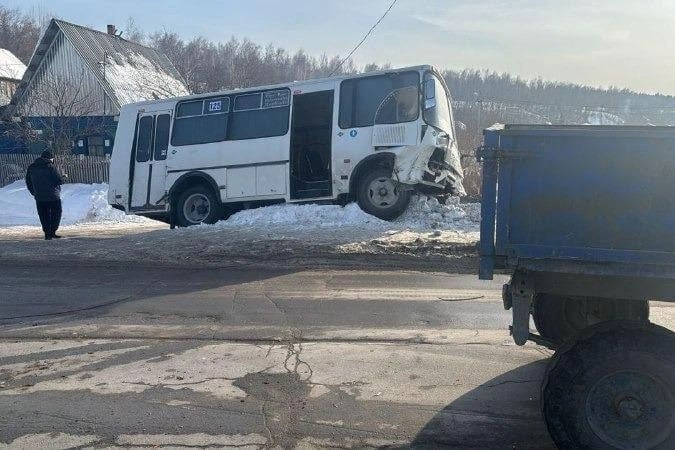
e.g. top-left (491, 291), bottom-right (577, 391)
top-left (87, 136), bottom-right (105, 156)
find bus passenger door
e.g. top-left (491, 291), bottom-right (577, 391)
top-left (130, 111), bottom-right (172, 211)
top-left (289, 90), bottom-right (334, 200)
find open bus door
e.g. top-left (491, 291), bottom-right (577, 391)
top-left (289, 90), bottom-right (334, 200)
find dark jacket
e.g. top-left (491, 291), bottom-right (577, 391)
top-left (25, 157), bottom-right (64, 202)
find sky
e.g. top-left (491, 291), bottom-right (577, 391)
top-left (4, 0), bottom-right (675, 95)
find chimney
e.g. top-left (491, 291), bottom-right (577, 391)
top-left (107, 24), bottom-right (117, 35)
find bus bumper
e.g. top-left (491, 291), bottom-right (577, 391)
top-left (394, 144), bottom-right (465, 196)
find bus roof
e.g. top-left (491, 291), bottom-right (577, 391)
top-left (123, 64), bottom-right (438, 110)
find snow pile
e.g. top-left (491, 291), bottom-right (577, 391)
top-left (224, 202), bottom-right (384, 230)
top-left (1, 180), bottom-right (479, 234)
top-left (105, 52), bottom-right (189, 105)
top-left (214, 195), bottom-right (480, 233)
top-left (398, 195), bottom-right (480, 230)
top-left (0, 181), bottom-right (147, 227)
top-left (585, 111), bottom-right (625, 126)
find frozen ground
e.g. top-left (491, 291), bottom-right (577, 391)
top-left (0, 182), bottom-right (480, 271)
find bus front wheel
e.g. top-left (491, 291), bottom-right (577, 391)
top-left (356, 168), bottom-right (411, 221)
top-left (175, 184), bottom-right (222, 227)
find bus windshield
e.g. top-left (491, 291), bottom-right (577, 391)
top-left (423, 72), bottom-right (453, 135)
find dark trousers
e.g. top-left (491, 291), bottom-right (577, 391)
top-left (36, 200), bottom-right (62, 237)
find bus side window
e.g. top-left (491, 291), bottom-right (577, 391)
top-left (228, 89), bottom-right (290, 140)
top-left (136, 116), bottom-right (154, 163)
top-left (154, 114), bottom-right (171, 161)
top-left (172, 97), bottom-right (229, 146)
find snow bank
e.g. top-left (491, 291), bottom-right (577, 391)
top-left (585, 110), bottom-right (625, 126)
top-left (1, 181), bottom-right (479, 233)
top-left (213, 195), bottom-right (480, 233)
top-left (0, 181), bottom-right (148, 227)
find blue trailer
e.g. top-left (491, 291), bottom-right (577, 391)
top-left (478, 125), bottom-right (674, 449)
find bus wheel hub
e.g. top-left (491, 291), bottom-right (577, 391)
top-left (369, 178), bottom-right (398, 208)
top-left (183, 193), bottom-right (211, 223)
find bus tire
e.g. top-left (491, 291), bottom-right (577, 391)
top-left (175, 184), bottom-right (222, 227)
top-left (356, 168), bottom-right (411, 221)
top-left (533, 294), bottom-right (649, 346)
top-left (542, 321), bottom-right (675, 450)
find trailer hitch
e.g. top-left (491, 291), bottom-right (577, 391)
top-left (505, 272), bottom-right (535, 346)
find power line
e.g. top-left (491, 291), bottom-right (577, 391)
top-left (329, 0), bottom-right (399, 76)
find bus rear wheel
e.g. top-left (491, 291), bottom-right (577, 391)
top-left (175, 184), bottom-right (222, 227)
top-left (356, 168), bottom-right (411, 221)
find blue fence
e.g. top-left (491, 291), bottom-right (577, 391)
top-left (0, 116), bottom-right (117, 155)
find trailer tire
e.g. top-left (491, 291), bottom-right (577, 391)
top-left (356, 168), bottom-right (411, 221)
top-left (533, 294), bottom-right (649, 345)
top-left (542, 321), bottom-right (675, 450)
top-left (175, 184), bottom-right (222, 227)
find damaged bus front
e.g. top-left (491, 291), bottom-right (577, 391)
top-left (369, 69), bottom-right (465, 199)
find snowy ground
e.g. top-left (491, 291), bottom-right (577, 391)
top-left (0, 181), bottom-right (150, 227)
top-left (0, 182), bottom-right (480, 271)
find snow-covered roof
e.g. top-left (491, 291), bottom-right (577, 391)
top-left (53, 20), bottom-right (189, 105)
top-left (0, 49), bottom-right (26, 81)
top-left (4, 19), bottom-right (188, 117)
top-left (104, 51), bottom-right (190, 105)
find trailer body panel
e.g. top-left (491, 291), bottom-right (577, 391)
top-left (479, 125), bottom-right (675, 294)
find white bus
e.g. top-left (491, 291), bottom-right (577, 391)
top-left (108, 65), bottom-right (464, 226)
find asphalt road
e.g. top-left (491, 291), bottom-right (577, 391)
top-left (0, 262), bottom-right (556, 448)
top-left (0, 262), bottom-right (511, 340)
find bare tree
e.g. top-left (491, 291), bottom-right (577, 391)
top-left (12, 68), bottom-right (107, 154)
top-left (0, 6), bottom-right (41, 64)
top-left (123, 17), bottom-right (146, 44)
top-left (148, 31), bottom-right (359, 94)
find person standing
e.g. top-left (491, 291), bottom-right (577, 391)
top-left (25, 151), bottom-right (65, 240)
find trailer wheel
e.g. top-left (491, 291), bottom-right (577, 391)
top-left (542, 321), bottom-right (674, 450)
top-left (356, 168), bottom-right (411, 221)
top-left (533, 294), bottom-right (649, 345)
top-left (175, 184), bottom-right (222, 227)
